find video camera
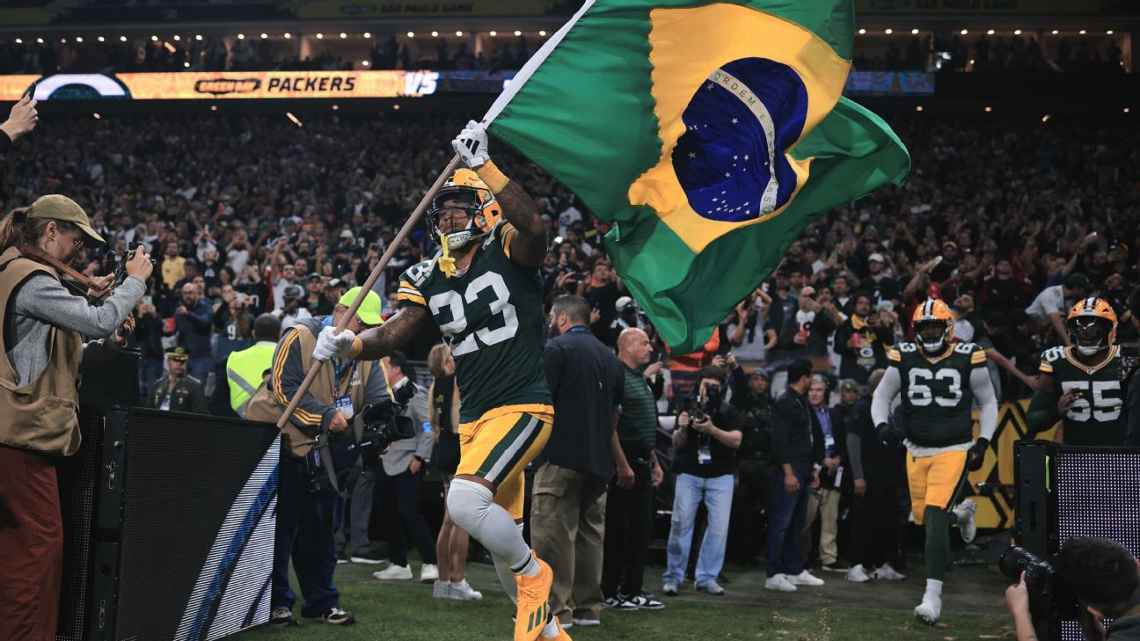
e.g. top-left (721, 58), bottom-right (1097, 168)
top-left (344, 399), bottom-right (417, 463)
top-left (113, 247), bottom-right (156, 286)
top-left (682, 381), bottom-right (723, 424)
top-left (999, 546), bottom-right (1080, 621)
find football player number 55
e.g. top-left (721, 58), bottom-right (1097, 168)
top-left (429, 271), bottom-right (519, 357)
top-left (1060, 380), bottom-right (1122, 422)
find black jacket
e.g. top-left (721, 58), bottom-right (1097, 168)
top-left (672, 404), bottom-right (743, 478)
top-left (770, 388), bottom-right (824, 471)
top-left (1110, 614), bottom-right (1140, 641)
top-left (543, 326), bottom-right (624, 481)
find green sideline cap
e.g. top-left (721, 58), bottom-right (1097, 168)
top-left (338, 286), bottom-right (383, 326)
top-left (27, 194), bottom-right (105, 244)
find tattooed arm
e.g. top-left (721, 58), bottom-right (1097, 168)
top-left (355, 306), bottom-right (433, 361)
top-left (495, 177), bottom-right (548, 268)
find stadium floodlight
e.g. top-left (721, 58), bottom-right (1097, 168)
top-left (911, 28), bottom-right (919, 34)
top-left (315, 33), bottom-right (323, 39)
top-left (332, 104), bottom-right (339, 111)
top-left (339, 32), bottom-right (347, 39)
top-left (1014, 29), bottom-right (1022, 35)
top-left (984, 106), bottom-right (993, 112)
top-left (884, 28), bottom-right (893, 35)
top-left (36, 37), bottom-right (44, 44)
top-left (361, 60), bottom-right (370, 67)
top-left (61, 38), bottom-right (67, 44)
top-left (431, 31), bottom-right (439, 37)
top-left (1052, 30), bottom-right (1059, 35)
top-left (364, 32), bottom-right (372, 38)
top-left (286, 112), bottom-right (303, 128)
top-left (540, 30), bottom-right (547, 36)
top-left (1107, 30), bottom-right (1114, 35)
top-left (210, 105), bottom-right (217, 112)
top-left (260, 33), bottom-right (268, 39)
top-left (858, 28), bottom-right (865, 34)
top-left (986, 29), bottom-right (995, 35)
top-left (284, 33), bottom-right (292, 39)
top-left (75, 36), bottom-right (83, 43)
top-left (1041, 114), bottom-right (1051, 123)
top-left (1079, 29), bottom-right (1087, 35)
top-left (915, 105), bottom-right (924, 112)
top-left (393, 104), bottom-right (400, 110)
top-left (514, 30), bottom-right (522, 36)
top-left (97, 36), bottom-right (105, 42)
top-left (14, 38), bottom-right (22, 44)
top-left (120, 36), bottom-right (127, 42)
top-left (1125, 107), bottom-right (1131, 114)
top-left (173, 35), bottom-right (181, 41)
top-left (195, 34), bottom-right (203, 41)
top-left (93, 113), bottom-right (101, 120)
top-left (407, 32), bottom-right (415, 38)
top-left (456, 31), bottom-right (464, 37)
top-left (960, 29), bottom-right (968, 35)
top-left (237, 33), bottom-right (246, 40)
top-left (489, 31), bottom-right (497, 37)
top-left (183, 62), bottom-right (190, 68)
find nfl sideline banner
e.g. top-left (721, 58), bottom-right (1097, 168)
top-left (289, 0), bottom-right (555, 18)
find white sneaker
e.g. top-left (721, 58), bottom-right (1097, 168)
top-left (432, 580), bottom-right (451, 599)
top-left (846, 564), bottom-right (871, 583)
top-left (953, 499), bottom-right (978, 544)
top-left (788, 570), bottom-right (825, 586)
top-left (420, 563), bottom-right (439, 583)
top-left (914, 594), bottom-right (942, 624)
top-left (873, 563), bottom-right (907, 581)
top-left (450, 579), bottom-right (483, 601)
top-left (764, 574), bottom-right (797, 592)
top-left (372, 564), bottom-right (413, 581)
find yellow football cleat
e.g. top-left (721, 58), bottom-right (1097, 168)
top-left (514, 551), bottom-right (554, 641)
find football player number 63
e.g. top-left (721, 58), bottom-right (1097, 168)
top-left (429, 271), bottom-right (519, 356)
top-left (907, 368), bottom-right (963, 407)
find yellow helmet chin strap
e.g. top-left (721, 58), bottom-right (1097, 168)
top-left (438, 231), bottom-right (458, 278)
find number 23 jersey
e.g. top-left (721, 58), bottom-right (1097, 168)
top-left (397, 222), bottom-right (551, 423)
top-left (888, 341), bottom-right (987, 448)
top-left (1038, 345), bottom-right (1125, 446)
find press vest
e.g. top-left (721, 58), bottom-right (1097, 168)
top-left (0, 247), bottom-right (85, 456)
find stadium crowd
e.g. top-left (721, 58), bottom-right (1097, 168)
top-left (3, 106), bottom-right (1140, 628)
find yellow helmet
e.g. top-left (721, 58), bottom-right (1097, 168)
top-left (1067, 297), bottom-right (1117, 356)
top-left (427, 169), bottom-right (503, 251)
top-left (912, 298), bottom-right (954, 355)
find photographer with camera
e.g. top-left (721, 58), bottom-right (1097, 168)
top-left (1005, 538), bottom-right (1140, 641)
top-left (372, 352), bottom-right (439, 583)
top-left (245, 286), bottom-right (390, 627)
top-left (661, 366), bottom-right (743, 597)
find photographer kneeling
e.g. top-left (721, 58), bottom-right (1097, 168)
top-left (1006, 537), bottom-right (1140, 641)
top-left (0, 195), bottom-right (150, 641)
top-left (661, 366), bottom-right (743, 597)
top-left (246, 286), bottom-right (392, 627)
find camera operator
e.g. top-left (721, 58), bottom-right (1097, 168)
top-left (245, 286), bottom-right (389, 627)
top-left (1006, 537), bottom-right (1140, 641)
top-left (0, 194), bottom-right (151, 641)
top-left (662, 366), bottom-right (743, 597)
top-left (372, 352), bottom-right (439, 583)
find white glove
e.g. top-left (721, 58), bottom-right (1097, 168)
top-left (451, 119), bottom-right (490, 168)
top-left (313, 326), bottom-right (357, 361)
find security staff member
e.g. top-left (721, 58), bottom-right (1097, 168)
top-left (148, 347), bottom-right (207, 413)
top-left (226, 313), bottom-right (282, 417)
top-left (245, 286), bottom-right (387, 627)
top-left (0, 194), bottom-right (151, 641)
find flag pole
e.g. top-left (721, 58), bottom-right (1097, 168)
top-left (274, 153), bottom-right (462, 453)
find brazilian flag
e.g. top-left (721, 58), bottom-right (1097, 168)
top-left (486, 0), bottom-right (910, 352)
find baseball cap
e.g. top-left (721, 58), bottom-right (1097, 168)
top-left (166, 347), bottom-right (189, 362)
top-left (868, 253), bottom-right (885, 263)
top-left (839, 379), bottom-right (859, 393)
top-left (283, 285), bottom-right (303, 299)
top-left (338, 286), bottom-right (383, 326)
top-left (615, 296), bottom-right (635, 313)
top-left (25, 194), bottom-right (105, 244)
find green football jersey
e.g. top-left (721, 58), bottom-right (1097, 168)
top-left (397, 222), bottom-right (551, 423)
top-left (887, 341), bottom-right (987, 448)
top-left (1038, 345), bottom-right (1125, 446)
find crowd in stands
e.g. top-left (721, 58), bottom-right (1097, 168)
top-left (0, 29), bottom-right (1127, 75)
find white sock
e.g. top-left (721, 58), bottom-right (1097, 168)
top-left (447, 479), bottom-right (532, 571)
top-left (925, 578), bottom-right (943, 599)
top-left (540, 617), bottom-right (560, 638)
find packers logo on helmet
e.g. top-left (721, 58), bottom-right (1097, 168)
top-left (1067, 297), bottom-right (1117, 356)
top-left (426, 169), bottom-right (503, 251)
top-left (912, 298), bottom-right (954, 355)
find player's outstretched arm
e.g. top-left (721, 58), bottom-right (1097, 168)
top-left (970, 366), bottom-right (999, 442)
top-left (870, 366), bottom-right (901, 427)
top-left (355, 306), bottom-right (432, 361)
top-left (451, 119), bottom-right (547, 268)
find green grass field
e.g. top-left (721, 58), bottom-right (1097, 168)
top-left (235, 560), bottom-right (1014, 641)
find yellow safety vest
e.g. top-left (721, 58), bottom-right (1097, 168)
top-left (226, 341), bottom-right (277, 417)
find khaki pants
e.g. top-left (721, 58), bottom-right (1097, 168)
top-left (801, 487), bottom-right (841, 566)
top-left (529, 463), bottom-right (607, 623)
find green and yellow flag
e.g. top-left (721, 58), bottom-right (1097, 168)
top-left (485, 0), bottom-right (910, 352)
